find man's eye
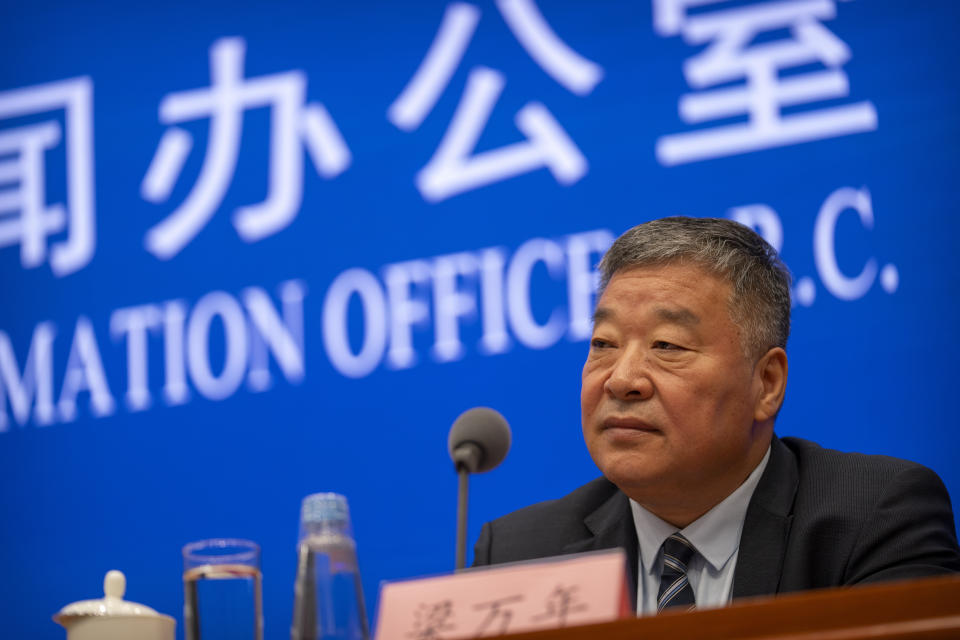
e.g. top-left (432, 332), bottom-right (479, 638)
top-left (653, 340), bottom-right (682, 350)
top-left (591, 338), bottom-right (612, 349)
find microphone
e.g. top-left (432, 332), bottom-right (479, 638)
top-left (447, 407), bottom-right (511, 571)
top-left (448, 407), bottom-right (511, 474)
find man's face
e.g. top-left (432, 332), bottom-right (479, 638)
top-left (581, 263), bottom-right (773, 521)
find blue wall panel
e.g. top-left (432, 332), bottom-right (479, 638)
top-left (2, 1), bottom-right (958, 638)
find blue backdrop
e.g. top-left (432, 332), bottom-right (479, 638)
top-left (2, 1), bottom-right (958, 638)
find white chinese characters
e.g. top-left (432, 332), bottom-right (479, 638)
top-left (388, 0), bottom-right (603, 202)
top-left (141, 37), bottom-right (351, 259)
top-left (0, 77), bottom-right (95, 276)
top-left (653, 0), bottom-right (878, 166)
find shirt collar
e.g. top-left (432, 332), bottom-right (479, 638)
top-left (630, 446), bottom-right (771, 575)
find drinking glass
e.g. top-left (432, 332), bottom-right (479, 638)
top-left (182, 538), bottom-right (263, 640)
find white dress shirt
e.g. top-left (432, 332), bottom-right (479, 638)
top-left (630, 446), bottom-right (771, 615)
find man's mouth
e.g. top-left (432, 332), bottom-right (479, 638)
top-left (601, 416), bottom-right (660, 433)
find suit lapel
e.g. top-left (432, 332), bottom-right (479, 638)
top-left (733, 435), bottom-right (798, 598)
top-left (560, 486), bottom-right (638, 609)
top-left (556, 441), bottom-right (797, 607)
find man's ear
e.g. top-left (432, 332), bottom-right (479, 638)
top-left (754, 347), bottom-right (788, 422)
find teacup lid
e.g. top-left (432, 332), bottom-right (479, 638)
top-left (54, 570), bottom-right (162, 623)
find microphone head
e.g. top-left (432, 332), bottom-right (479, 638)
top-left (447, 407), bottom-right (512, 473)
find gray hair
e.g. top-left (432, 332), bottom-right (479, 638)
top-left (598, 217), bottom-right (792, 359)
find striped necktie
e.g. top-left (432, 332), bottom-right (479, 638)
top-left (657, 532), bottom-right (697, 612)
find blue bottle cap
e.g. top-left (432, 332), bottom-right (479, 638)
top-left (300, 492), bottom-right (351, 526)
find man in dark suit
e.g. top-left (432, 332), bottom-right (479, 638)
top-left (473, 217), bottom-right (960, 613)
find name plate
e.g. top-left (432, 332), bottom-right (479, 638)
top-left (375, 549), bottom-right (630, 639)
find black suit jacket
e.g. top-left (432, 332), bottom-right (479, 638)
top-left (473, 437), bottom-right (960, 607)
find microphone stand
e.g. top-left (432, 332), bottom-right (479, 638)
top-left (456, 466), bottom-right (469, 571)
top-left (452, 441), bottom-right (482, 571)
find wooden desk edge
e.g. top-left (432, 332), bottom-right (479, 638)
top-left (497, 574), bottom-right (960, 640)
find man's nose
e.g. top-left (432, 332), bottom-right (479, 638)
top-left (603, 348), bottom-right (654, 401)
